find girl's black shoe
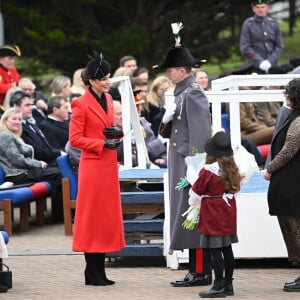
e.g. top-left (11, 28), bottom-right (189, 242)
top-left (0, 285), bottom-right (8, 293)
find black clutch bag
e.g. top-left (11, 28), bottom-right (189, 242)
top-left (0, 263), bottom-right (12, 289)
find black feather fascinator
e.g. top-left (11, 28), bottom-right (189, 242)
top-left (87, 51), bottom-right (111, 79)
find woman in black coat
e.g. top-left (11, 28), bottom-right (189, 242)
top-left (263, 78), bottom-right (300, 293)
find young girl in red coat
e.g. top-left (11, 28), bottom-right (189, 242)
top-left (187, 131), bottom-right (243, 298)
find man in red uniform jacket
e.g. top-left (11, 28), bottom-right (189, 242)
top-left (0, 44), bottom-right (21, 106)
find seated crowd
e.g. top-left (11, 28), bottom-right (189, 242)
top-left (0, 43), bottom-right (300, 224)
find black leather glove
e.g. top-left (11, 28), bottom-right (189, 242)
top-left (103, 126), bottom-right (122, 139)
top-left (104, 139), bottom-right (121, 150)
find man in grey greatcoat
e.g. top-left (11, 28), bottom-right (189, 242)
top-left (154, 23), bottom-right (212, 287)
top-left (240, 0), bottom-right (283, 74)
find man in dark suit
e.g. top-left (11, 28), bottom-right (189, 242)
top-left (10, 91), bottom-right (66, 165)
top-left (10, 90), bottom-right (65, 222)
top-left (39, 96), bottom-right (69, 151)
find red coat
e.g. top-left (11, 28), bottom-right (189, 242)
top-left (192, 164), bottom-right (237, 236)
top-left (70, 89), bottom-right (125, 253)
top-left (0, 66), bottom-right (21, 104)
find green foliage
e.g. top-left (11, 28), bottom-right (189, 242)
top-left (279, 19), bottom-right (300, 64)
top-left (3, 1), bottom-right (300, 81)
top-left (15, 58), bottom-right (60, 90)
top-left (93, 25), bottom-right (149, 70)
top-left (24, 28), bottom-right (67, 46)
top-left (204, 18), bottom-right (300, 76)
top-left (203, 53), bottom-right (244, 76)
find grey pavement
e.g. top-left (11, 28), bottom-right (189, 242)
top-left (1, 207), bottom-right (300, 299)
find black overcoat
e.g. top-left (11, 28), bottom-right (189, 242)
top-left (268, 114), bottom-right (300, 218)
top-left (166, 75), bottom-right (211, 250)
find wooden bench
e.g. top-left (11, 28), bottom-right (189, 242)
top-left (0, 167), bottom-right (51, 235)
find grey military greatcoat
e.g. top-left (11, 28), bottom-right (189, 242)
top-left (166, 75), bottom-right (211, 250)
top-left (240, 15), bottom-right (283, 69)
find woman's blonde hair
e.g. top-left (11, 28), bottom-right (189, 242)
top-left (51, 75), bottom-right (71, 95)
top-left (71, 68), bottom-right (86, 95)
top-left (0, 107), bottom-right (23, 138)
top-left (147, 76), bottom-right (172, 108)
top-left (110, 67), bottom-right (132, 88)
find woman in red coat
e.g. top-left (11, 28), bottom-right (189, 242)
top-left (69, 52), bottom-right (125, 286)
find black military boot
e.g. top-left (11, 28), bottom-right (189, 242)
top-left (283, 276), bottom-right (300, 292)
top-left (171, 272), bottom-right (212, 287)
top-left (199, 279), bottom-right (227, 298)
top-left (224, 278), bottom-right (234, 296)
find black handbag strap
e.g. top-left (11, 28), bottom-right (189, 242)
top-left (0, 263), bottom-right (9, 271)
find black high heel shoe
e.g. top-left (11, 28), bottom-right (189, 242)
top-left (104, 278), bottom-right (115, 285)
top-left (85, 270), bottom-right (107, 286)
top-left (84, 270), bottom-right (115, 286)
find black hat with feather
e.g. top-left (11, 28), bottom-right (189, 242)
top-left (153, 23), bottom-right (206, 70)
top-left (87, 51), bottom-right (111, 80)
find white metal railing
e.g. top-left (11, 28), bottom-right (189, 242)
top-left (112, 74), bottom-right (300, 168)
top-left (110, 76), bottom-right (150, 169)
top-left (208, 74), bottom-right (300, 147)
top-left (165, 74), bottom-right (300, 267)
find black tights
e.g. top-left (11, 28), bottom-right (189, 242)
top-left (210, 245), bottom-right (234, 281)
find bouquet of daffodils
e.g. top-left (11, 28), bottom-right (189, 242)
top-left (181, 205), bottom-right (200, 230)
top-left (182, 190), bottom-right (203, 230)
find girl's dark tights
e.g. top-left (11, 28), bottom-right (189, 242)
top-left (210, 245), bottom-right (234, 280)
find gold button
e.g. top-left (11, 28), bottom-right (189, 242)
top-left (173, 143), bottom-right (177, 147)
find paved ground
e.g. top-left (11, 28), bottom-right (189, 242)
top-left (1, 207), bottom-right (300, 299)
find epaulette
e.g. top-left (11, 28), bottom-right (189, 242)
top-left (191, 82), bottom-right (200, 89)
top-left (247, 17), bottom-right (254, 24)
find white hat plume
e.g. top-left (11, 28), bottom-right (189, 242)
top-left (171, 22), bottom-right (184, 47)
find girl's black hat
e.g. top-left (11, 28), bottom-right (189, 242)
top-left (205, 131), bottom-right (233, 157)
